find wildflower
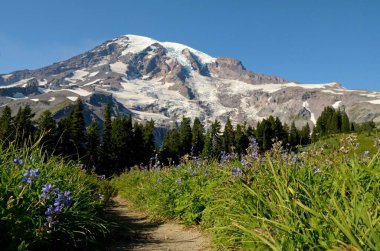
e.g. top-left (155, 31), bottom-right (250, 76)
top-left (249, 137), bottom-right (259, 148)
top-left (176, 178), bottom-right (182, 185)
top-left (241, 159), bottom-right (247, 166)
top-left (312, 166), bottom-right (322, 173)
top-left (204, 169), bottom-right (210, 177)
top-left (98, 193), bottom-right (105, 201)
top-left (157, 177), bottom-right (163, 183)
top-left (232, 167), bottom-right (242, 177)
top-left (99, 175), bottom-right (106, 179)
top-left (364, 150), bottom-right (370, 156)
top-left (44, 216), bottom-right (59, 227)
top-left (13, 158), bottom-right (23, 165)
top-left (190, 170), bottom-right (197, 176)
top-left (22, 169), bottom-right (40, 184)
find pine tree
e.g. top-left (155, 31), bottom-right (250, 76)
top-left (70, 99), bottom-right (86, 157)
top-left (179, 116), bottom-right (192, 156)
top-left (235, 123), bottom-right (249, 155)
top-left (300, 123), bottom-right (311, 145)
top-left (14, 105), bottom-right (35, 145)
top-left (340, 110), bottom-right (350, 133)
top-left (222, 117), bottom-right (235, 153)
top-left (0, 106), bottom-right (13, 145)
top-left (132, 122), bottom-right (145, 165)
top-left (85, 122), bottom-right (100, 171)
top-left (191, 117), bottom-right (205, 156)
top-left (100, 103), bottom-right (112, 174)
top-left (143, 119), bottom-right (156, 164)
top-left (36, 110), bottom-right (56, 151)
top-left (289, 121), bottom-right (300, 146)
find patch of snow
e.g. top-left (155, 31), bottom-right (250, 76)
top-left (83, 79), bottom-right (100, 86)
top-left (88, 71), bottom-right (99, 77)
top-left (38, 79), bottom-right (48, 86)
top-left (48, 97), bottom-right (56, 102)
top-left (363, 100), bottom-right (380, 105)
top-left (120, 35), bottom-right (158, 55)
top-left (62, 88), bottom-right (92, 96)
top-left (302, 100), bottom-right (316, 125)
top-left (267, 96), bottom-right (272, 102)
top-left (161, 41), bottom-right (216, 64)
top-left (332, 101), bottom-right (342, 109)
top-left (66, 70), bottom-right (89, 83)
top-left (0, 78), bottom-right (34, 89)
top-left (30, 98), bottom-right (39, 102)
top-left (110, 62), bottom-right (128, 75)
top-left (1, 74), bottom-right (13, 80)
top-left (67, 96), bottom-right (78, 101)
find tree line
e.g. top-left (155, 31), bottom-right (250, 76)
top-left (0, 101), bottom-right (374, 173)
top-left (0, 100), bottom-right (155, 175)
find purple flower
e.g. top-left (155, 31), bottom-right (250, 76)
top-left (204, 169), bottom-right (210, 177)
top-left (176, 178), bottom-right (182, 185)
top-left (13, 158), bottom-right (23, 165)
top-left (364, 150), bottom-right (370, 156)
top-left (157, 177), bottom-right (163, 183)
top-left (312, 166), bottom-right (322, 173)
top-left (100, 175), bottom-right (106, 179)
top-left (232, 167), bottom-right (242, 177)
top-left (249, 137), bottom-right (259, 148)
top-left (21, 169), bottom-right (39, 184)
top-left (190, 169), bottom-right (197, 176)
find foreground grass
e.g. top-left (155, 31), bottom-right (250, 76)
top-left (114, 135), bottom-right (380, 250)
top-left (0, 143), bottom-right (116, 250)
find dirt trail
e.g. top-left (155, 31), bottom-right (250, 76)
top-left (106, 196), bottom-right (211, 251)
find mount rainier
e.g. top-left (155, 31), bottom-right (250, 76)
top-left (1, 34), bottom-right (380, 129)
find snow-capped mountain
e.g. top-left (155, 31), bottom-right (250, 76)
top-left (1, 34), bottom-right (380, 128)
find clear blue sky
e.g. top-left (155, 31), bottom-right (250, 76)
top-left (1, 0), bottom-right (379, 90)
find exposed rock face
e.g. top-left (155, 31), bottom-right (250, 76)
top-left (0, 34), bottom-right (379, 130)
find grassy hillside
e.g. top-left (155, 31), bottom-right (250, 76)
top-left (114, 135), bottom-right (380, 250)
top-left (0, 143), bottom-right (116, 250)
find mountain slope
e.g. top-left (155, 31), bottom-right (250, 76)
top-left (1, 34), bottom-right (380, 128)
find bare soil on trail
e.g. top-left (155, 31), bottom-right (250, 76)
top-left (106, 196), bottom-right (211, 251)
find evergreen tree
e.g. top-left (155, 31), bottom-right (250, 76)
top-left (340, 110), bottom-right (350, 133)
top-left (110, 117), bottom-right (131, 173)
top-left (132, 122), bottom-right (145, 165)
top-left (14, 105), bottom-right (35, 144)
top-left (191, 117), bottom-right (205, 156)
top-left (202, 130), bottom-right (213, 157)
top-left (222, 117), bottom-right (235, 153)
top-left (85, 122), bottom-right (100, 171)
top-left (0, 106), bottom-right (13, 145)
top-left (300, 123), bottom-right (311, 145)
top-left (142, 119), bottom-right (156, 164)
top-left (289, 121), bottom-right (300, 146)
top-left (70, 99), bottom-right (86, 157)
top-left (36, 110), bottom-right (56, 151)
top-left (100, 103), bottom-right (112, 174)
top-left (235, 124), bottom-right (249, 155)
top-left (179, 116), bottom-right (192, 156)
top-left (210, 119), bottom-right (222, 157)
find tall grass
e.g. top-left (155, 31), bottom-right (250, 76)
top-left (114, 135), bottom-right (380, 250)
top-left (0, 142), bottom-right (116, 250)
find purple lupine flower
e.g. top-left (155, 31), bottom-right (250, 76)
top-left (45, 205), bottom-right (54, 216)
top-left (232, 167), bottom-right (242, 177)
top-left (241, 159), bottom-right (247, 166)
top-left (21, 169), bottom-right (39, 184)
top-left (249, 137), bottom-right (259, 148)
top-left (13, 158), bottom-right (23, 165)
top-left (190, 170), bottom-right (197, 176)
top-left (312, 166), bottom-right (322, 173)
top-left (176, 178), bottom-right (182, 185)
